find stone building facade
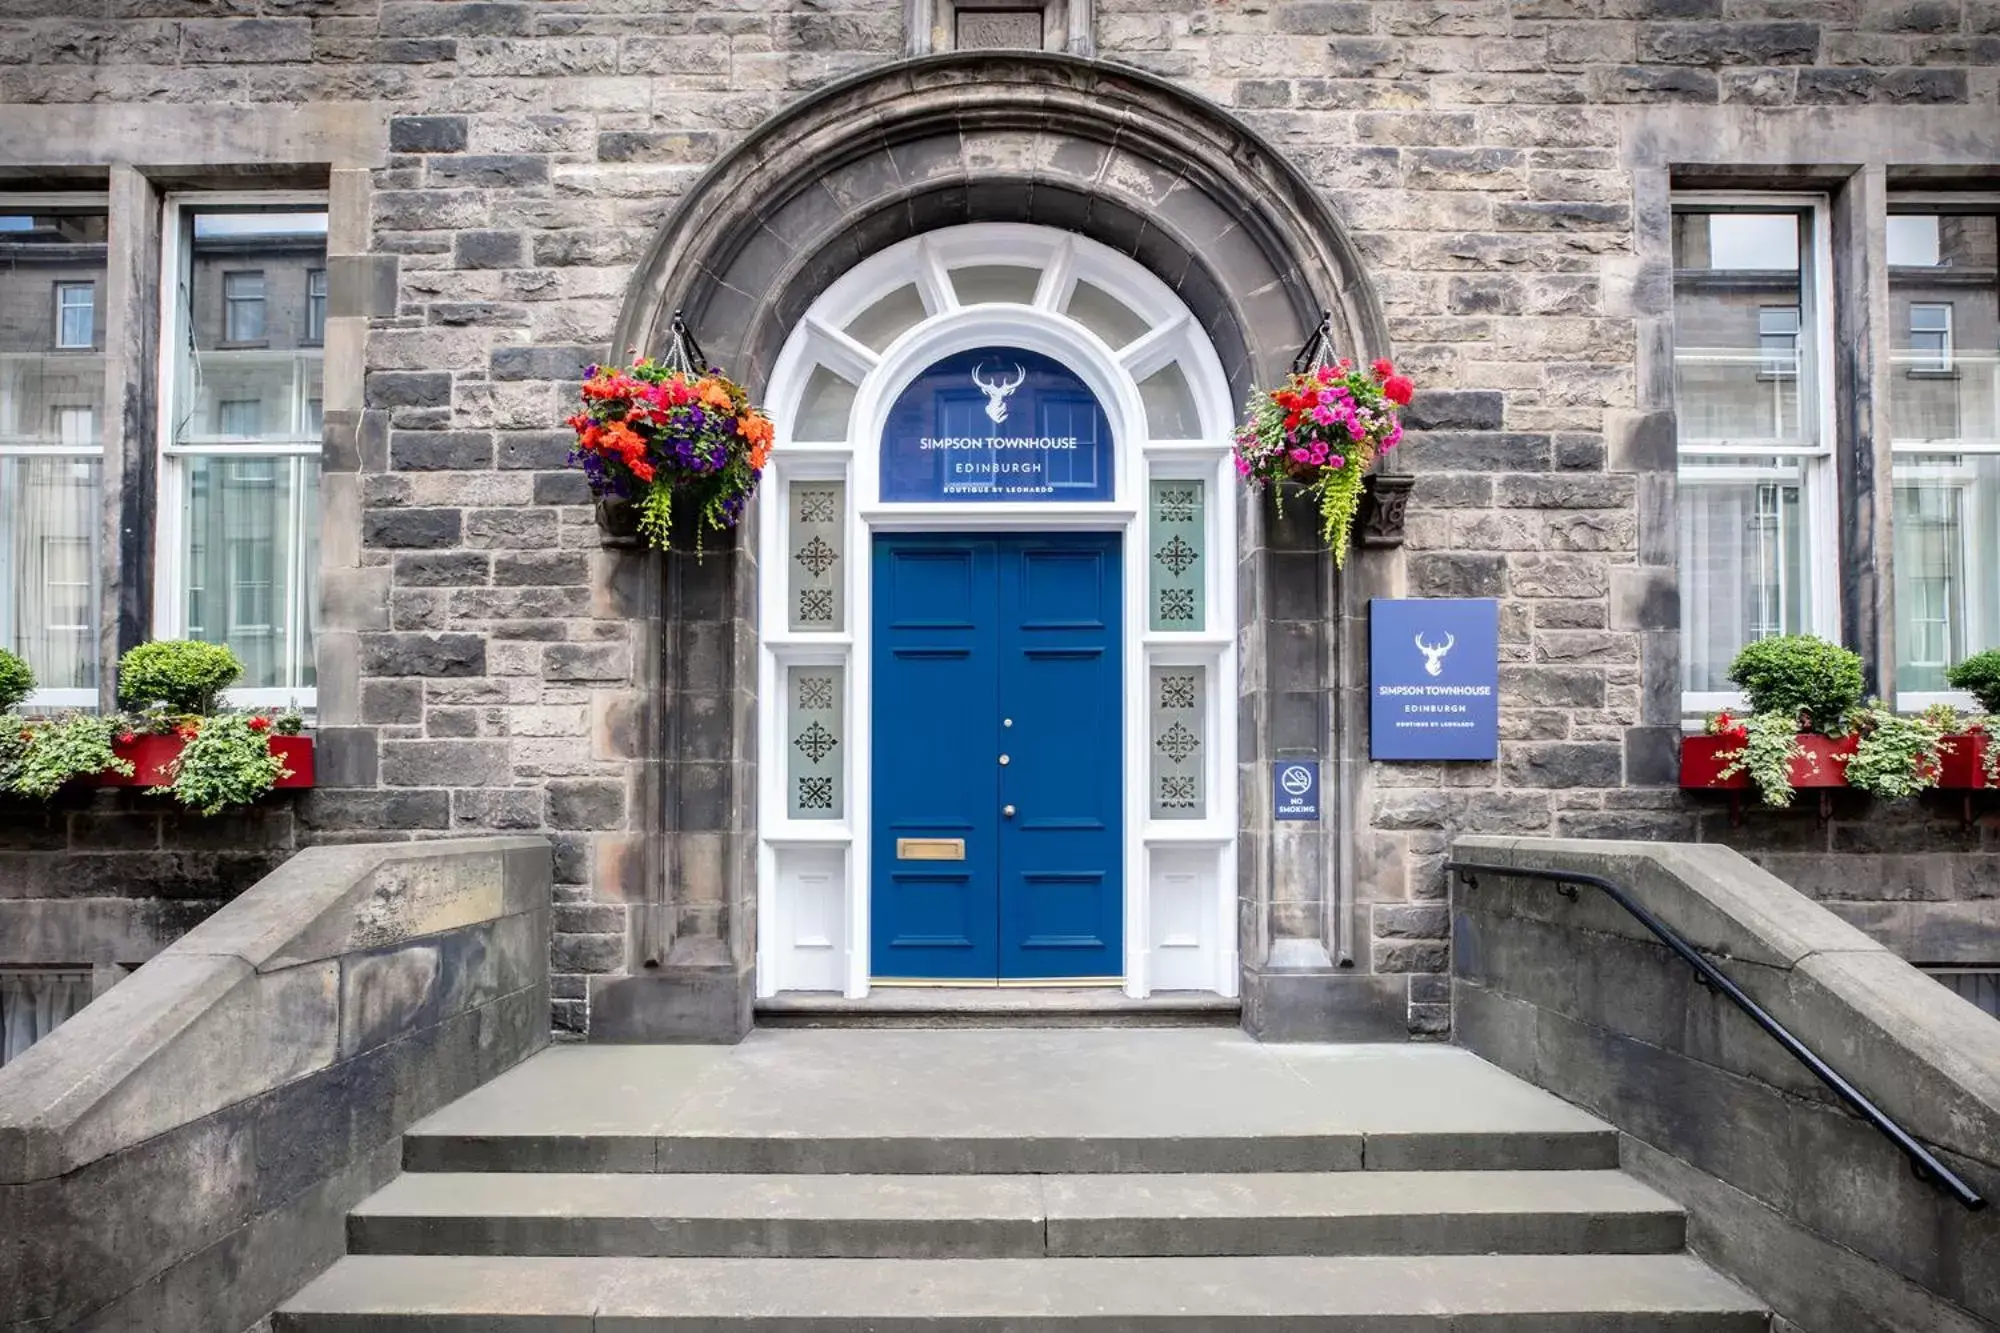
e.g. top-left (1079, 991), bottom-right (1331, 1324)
top-left (0, 0), bottom-right (1996, 1042)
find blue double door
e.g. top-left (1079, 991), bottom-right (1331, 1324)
top-left (871, 533), bottom-right (1123, 982)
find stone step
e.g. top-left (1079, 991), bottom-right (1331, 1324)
top-left (277, 1253), bottom-right (1768, 1331)
top-left (403, 1125), bottom-right (1619, 1175)
top-left (400, 1035), bottom-right (1622, 1175)
top-left (348, 1169), bottom-right (1687, 1259)
top-left (755, 987), bottom-right (1243, 1029)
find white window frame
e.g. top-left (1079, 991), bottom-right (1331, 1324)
top-left (1674, 194), bottom-right (1842, 719)
top-left (153, 191), bottom-right (326, 712)
top-left (1757, 305), bottom-right (1800, 380)
top-left (54, 282), bottom-right (94, 351)
top-left (221, 269), bottom-right (266, 345)
top-left (1907, 302), bottom-right (1954, 375)
top-left (1888, 197), bottom-right (2000, 713)
top-left (3, 192), bottom-right (109, 711)
top-left (304, 267), bottom-right (327, 345)
top-left (756, 223), bottom-right (1238, 1001)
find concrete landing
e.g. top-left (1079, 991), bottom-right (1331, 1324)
top-left (403, 1029), bottom-right (1617, 1174)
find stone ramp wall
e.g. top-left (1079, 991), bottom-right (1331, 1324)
top-left (1451, 834), bottom-right (2000, 1333)
top-left (0, 836), bottom-right (552, 1333)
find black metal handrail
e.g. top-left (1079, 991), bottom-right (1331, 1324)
top-left (1448, 860), bottom-right (1987, 1212)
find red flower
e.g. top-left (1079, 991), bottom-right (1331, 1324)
top-left (1382, 375), bottom-right (1415, 406)
top-left (1371, 358), bottom-right (1394, 380)
top-left (177, 722), bottom-right (201, 741)
top-left (117, 732), bottom-right (136, 745)
top-left (247, 716), bottom-right (270, 733)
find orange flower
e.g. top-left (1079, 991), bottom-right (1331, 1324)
top-left (699, 379), bottom-right (734, 411)
top-left (749, 443), bottom-right (770, 470)
top-left (737, 413), bottom-right (773, 446)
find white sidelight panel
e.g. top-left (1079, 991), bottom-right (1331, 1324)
top-left (772, 847), bottom-right (848, 993)
top-left (1147, 846), bottom-right (1218, 993)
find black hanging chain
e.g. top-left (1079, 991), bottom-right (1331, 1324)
top-left (1291, 308), bottom-right (1338, 377)
top-left (662, 309), bottom-right (708, 377)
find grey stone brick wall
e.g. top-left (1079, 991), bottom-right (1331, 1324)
top-left (1, 1), bottom-right (1996, 1037)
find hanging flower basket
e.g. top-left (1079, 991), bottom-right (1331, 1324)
top-left (565, 314), bottom-right (773, 553)
top-left (1232, 315), bottom-right (1414, 567)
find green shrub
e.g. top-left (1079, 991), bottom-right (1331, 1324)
top-left (0, 649), bottom-right (33, 714)
top-left (12, 714), bottom-right (132, 799)
top-left (116, 640), bottom-right (243, 715)
top-left (1946, 649), bottom-right (2000, 716)
top-left (158, 713), bottom-right (288, 815)
top-left (1727, 635), bottom-right (1865, 733)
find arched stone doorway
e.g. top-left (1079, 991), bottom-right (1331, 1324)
top-left (590, 52), bottom-right (1394, 1042)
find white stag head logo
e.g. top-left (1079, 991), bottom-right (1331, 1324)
top-left (1415, 631), bottom-right (1455, 678)
top-left (971, 362), bottom-right (1026, 425)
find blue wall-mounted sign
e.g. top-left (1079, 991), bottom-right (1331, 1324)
top-left (1370, 598), bottom-right (1501, 761)
top-left (1272, 760), bottom-right (1320, 821)
top-left (881, 346), bottom-right (1114, 502)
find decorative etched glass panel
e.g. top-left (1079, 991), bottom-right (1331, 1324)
top-left (1064, 279), bottom-right (1149, 350)
top-left (795, 365), bottom-right (857, 442)
top-left (1138, 361), bottom-right (1201, 439)
top-left (1150, 664), bottom-right (1205, 820)
top-left (787, 664), bottom-right (844, 820)
top-left (1149, 478), bottom-right (1204, 632)
top-left (951, 265), bottom-right (1040, 307)
top-left (787, 479), bottom-right (845, 632)
top-left (843, 283), bottom-right (927, 353)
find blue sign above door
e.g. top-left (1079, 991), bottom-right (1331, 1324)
top-left (881, 346), bottom-right (1114, 503)
top-left (1369, 598), bottom-right (1501, 761)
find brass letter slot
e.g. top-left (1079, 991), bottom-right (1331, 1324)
top-left (897, 838), bottom-right (967, 861)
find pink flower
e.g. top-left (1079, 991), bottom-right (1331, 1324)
top-left (1316, 365), bottom-right (1335, 385)
top-left (1312, 405), bottom-right (1335, 426)
top-left (1381, 423), bottom-right (1403, 452)
top-left (1289, 448), bottom-right (1312, 463)
top-left (1330, 454), bottom-right (1346, 470)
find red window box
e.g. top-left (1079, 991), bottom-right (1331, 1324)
top-left (97, 733), bottom-right (315, 789)
top-left (1680, 732), bottom-right (1857, 791)
top-left (1936, 731), bottom-right (1992, 790)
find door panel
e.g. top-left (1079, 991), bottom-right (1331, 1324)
top-left (870, 539), bottom-right (998, 980)
top-left (871, 533), bottom-right (1122, 982)
top-left (997, 535), bottom-right (1123, 980)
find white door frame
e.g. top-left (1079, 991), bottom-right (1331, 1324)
top-left (755, 223), bottom-right (1239, 999)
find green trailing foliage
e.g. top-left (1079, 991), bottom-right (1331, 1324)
top-left (115, 640), bottom-right (244, 715)
top-left (0, 649), bottom-right (33, 715)
top-left (155, 713), bottom-right (291, 816)
top-left (11, 713), bottom-right (132, 800)
top-left (1727, 635), bottom-right (1865, 734)
top-left (1844, 703), bottom-right (1951, 801)
top-left (1946, 649), bottom-right (2000, 716)
top-left (1715, 710), bottom-right (1810, 810)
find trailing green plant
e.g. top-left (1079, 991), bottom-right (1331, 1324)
top-left (115, 640), bottom-right (243, 715)
top-left (1727, 635), bottom-right (1865, 734)
top-left (1946, 649), bottom-right (2000, 716)
top-left (1712, 709), bottom-right (1811, 809)
top-left (12, 713), bottom-right (132, 799)
top-left (0, 649), bottom-right (33, 714)
top-left (1843, 702), bottom-right (1951, 801)
top-left (153, 713), bottom-right (290, 816)
top-left (0, 716), bottom-right (27, 793)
